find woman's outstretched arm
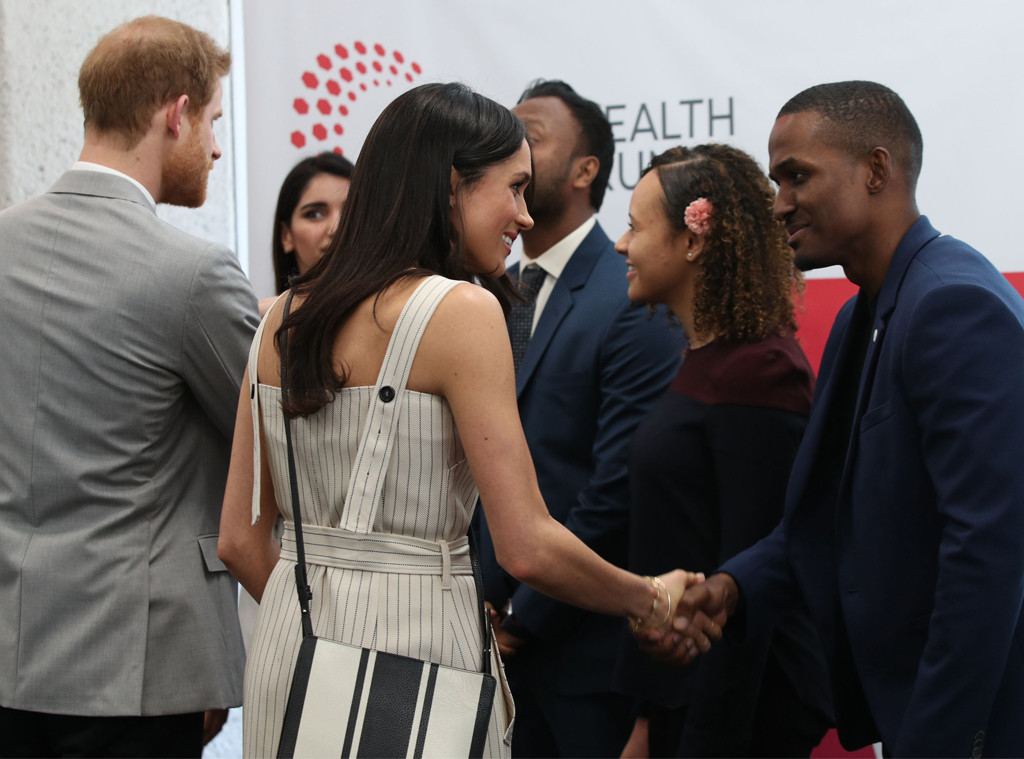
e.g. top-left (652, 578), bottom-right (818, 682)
top-left (419, 283), bottom-right (697, 630)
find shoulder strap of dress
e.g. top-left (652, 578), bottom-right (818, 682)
top-left (339, 275), bottom-right (461, 533)
top-left (248, 294), bottom-right (285, 525)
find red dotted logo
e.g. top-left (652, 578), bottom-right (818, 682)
top-left (289, 42), bottom-right (423, 154)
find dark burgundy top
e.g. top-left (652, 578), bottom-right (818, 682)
top-left (614, 333), bottom-right (827, 751)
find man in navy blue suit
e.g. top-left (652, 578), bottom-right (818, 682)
top-left (476, 80), bottom-right (682, 757)
top-left (661, 81), bottom-right (1024, 756)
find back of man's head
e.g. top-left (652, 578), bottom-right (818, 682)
top-left (518, 79), bottom-right (613, 211)
top-left (779, 80), bottom-right (923, 192)
top-left (78, 16), bottom-right (230, 149)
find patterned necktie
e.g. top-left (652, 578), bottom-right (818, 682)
top-left (509, 264), bottom-right (546, 372)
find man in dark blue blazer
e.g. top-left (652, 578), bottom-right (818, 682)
top-left (661, 81), bottom-right (1024, 757)
top-left (476, 80), bottom-right (682, 757)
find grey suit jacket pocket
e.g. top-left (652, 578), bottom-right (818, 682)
top-left (198, 534), bottom-right (228, 572)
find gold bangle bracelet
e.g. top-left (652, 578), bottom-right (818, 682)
top-left (628, 575), bottom-right (671, 633)
top-left (651, 576), bottom-right (672, 627)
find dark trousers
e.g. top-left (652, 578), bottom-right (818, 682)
top-left (0, 706), bottom-right (203, 758)
top-left (507, 667), bottom-right (633, 758)
top-left (647, 653), bottom-right (831, 758)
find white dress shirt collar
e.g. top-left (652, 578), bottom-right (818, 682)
top-left (71, 161), bottom-right (157, 210)
top-left (522, 215), bottom-right (596, 281)
top-left (520, 215), bottom-right (596, 334)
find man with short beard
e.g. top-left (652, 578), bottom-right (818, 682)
top-left (0, 16), bottom-right (257, 758)
top-left (476, 79), bottom-right (682, 758)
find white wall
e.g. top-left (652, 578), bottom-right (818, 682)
top-left (0, 0), bottom-right (238, 252)
top-left (242, 0), bottom-right (1024, 297)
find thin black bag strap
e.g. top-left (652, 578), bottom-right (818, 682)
top-left (280, 288), bottom-right (492, 668)
top-left (468, 529), bottom-right (492, 675)
top-left (279, 292), bottom-right (314, 639)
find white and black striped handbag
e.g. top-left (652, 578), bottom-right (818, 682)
top-left (275, 292), bottom-right (497, 759)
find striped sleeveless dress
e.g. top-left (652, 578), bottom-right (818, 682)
top-left (242, 276), bottom-right (513, 757)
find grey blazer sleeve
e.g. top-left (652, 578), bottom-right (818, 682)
top-left (181, 243), bottom-right (260, 438)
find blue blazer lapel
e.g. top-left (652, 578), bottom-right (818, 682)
top-left (516, 280), bottom-right (571, 396)
top-left (857, 217), bottom-right (940, 366)
top-left (840, 217), bottom-right (941, 486)
top-left (514, 222), bottom-right (608, 397)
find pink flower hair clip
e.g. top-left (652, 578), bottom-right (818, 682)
top-left (684, 197), bottom-right (713, 236)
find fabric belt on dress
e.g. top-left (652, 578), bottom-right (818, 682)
top-left (279, 523), bottom-right (472, 589)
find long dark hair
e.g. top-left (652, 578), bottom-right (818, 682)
top-left (271, 152), bottom-right (355, 294)
top-left (280, 82), bottom-right (526, 417)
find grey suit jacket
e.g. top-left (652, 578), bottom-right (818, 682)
top-left (0, 170), bottom-right (258, 716)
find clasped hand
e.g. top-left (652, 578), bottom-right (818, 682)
top-left (630, 571), bottom-right (737, 666)
top-left (485, 602), bottom-right (527, 658)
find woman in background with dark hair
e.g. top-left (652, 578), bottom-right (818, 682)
top-left (260, 151), bottom-right (354, 315)
top-left (219, 83), bottom-right (700, 757)
top-left (614, 144), bottom-right (832, 757)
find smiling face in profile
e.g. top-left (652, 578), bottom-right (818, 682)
top-left (615, 170), bottom-right (696, 308)
top-left (451, 139), bottom-right (534, 277)
top-left (769, 110), bottom-right (874, 275)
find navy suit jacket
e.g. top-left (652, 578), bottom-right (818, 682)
top-left (722, 217), bottom-right (1024, 756)
top-left (478, 221), bottom-right (683, 694)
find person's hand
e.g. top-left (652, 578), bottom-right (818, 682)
top-left (486, 602), bottom-right (527, 658)
top-left (658, 569), bottom-right (705, 630)
top-left (203, 708), bottom-right (229, 745)
top-left (642, 573), bottom-right (738, 666)
top-left (619, 716), bottom-right (649, 758)
top-left (629, 569), bottom-right (704, 641)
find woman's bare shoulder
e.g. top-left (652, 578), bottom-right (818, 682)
top-left (409, 281), bottom-right (511, 394)
top-left (426, 281), bottom-right (508, 347)
top-left (433, 280), bottom-right (504, 320)
top-left (254, 292), bottom-right (290, 385)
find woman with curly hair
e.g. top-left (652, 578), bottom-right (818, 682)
top-left (613, 144), bottom-right (833, 757)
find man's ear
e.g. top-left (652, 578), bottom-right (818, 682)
top-left (572, 155), bottom-right (599, 190)
top-left (865, 147), bottom-right (892, 195)
top-left (166, 94), bottom-right (189, 139)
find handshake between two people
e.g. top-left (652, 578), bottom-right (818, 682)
top-left (632, 570), bottom-right (741, 666)
top-left (486, 570), bottom-right (740, 664)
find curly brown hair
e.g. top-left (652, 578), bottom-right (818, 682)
top-left (647, 144), bottom-right (802, 342)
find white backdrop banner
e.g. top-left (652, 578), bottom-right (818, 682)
top-left (242, 0), bottom-right (1024, 302)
